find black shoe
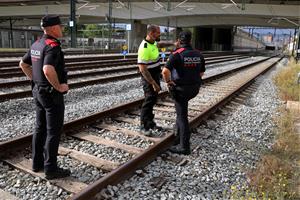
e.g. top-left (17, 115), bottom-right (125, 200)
top-left (169, 145), bottom-right (191, 155)
top-left (45, 168), bottom-right (71, 180)
top-left (32, 163), bottom-right (44, 172)
top-left (32, 167), bottom-right (44, 173)
top-left (149, 122), bottom-right (163, 131)
top-left (152, 124), bottom-right (163, 131)
top-left (140, 127), bottom-right (152, 137)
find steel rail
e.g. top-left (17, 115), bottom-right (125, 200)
top-left (0, 55), bottom-right (276, 155)
top-left (0, 50), bottom-right (251, 70)
top-left (0, 54), bottom-right (247, 76)
top-left (0, 50), bottom-right (242, 61)
top-left (0, 55), bottom-right (250, 102)
top-left (70, 55), bottom-right (283, 200)
top-left (0, 58), bottom-right (137, 73)
top-left (0, 55), bottom-right (249, 87)
top-left (0, 55), bottom-right (281, 200)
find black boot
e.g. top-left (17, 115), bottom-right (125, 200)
top-left (32, 166), bottom-right (44, 173)
top-left (149, 121), bottom-right (163, 131)
top-left (32, 163), bottom-right (44, 172)
top-left (169, 145), bottom-right (191, 155)
top-left (45, 167), bottom-right (71, 180)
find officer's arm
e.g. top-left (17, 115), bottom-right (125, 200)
top-left (19, 60), bottom-right (33, 80)
top-left (138, 64), bottom-right (160, 92)
top-left (162, 67), bottom-right (171, 83)
top-left (43, 65), bottom-right (68, 93)
top-left (138, 64), bottom-right (155, 84)
top-left (162, 54), bottom-right (176, 86)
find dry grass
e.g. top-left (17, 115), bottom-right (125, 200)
top-left (246, 111), bottom-right (300, 200)
top-left (229, 59), bottom-right (300, 199)
top-left (273, 59), bottom-right (300, 101)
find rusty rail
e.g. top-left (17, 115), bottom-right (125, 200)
top-left (0, 55), bottom-right (282, 200)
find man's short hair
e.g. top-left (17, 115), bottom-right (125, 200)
top-left (178, 30), bottom-right (192, 44)
top-left (147, 25), bottom-right (159, 34)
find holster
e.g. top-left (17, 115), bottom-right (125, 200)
top-left (168, 85), bottom-right (177, 100)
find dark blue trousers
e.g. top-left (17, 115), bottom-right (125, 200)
top-left (140, 68), bottom-right (161, 130)
top-left (32, 85), bottom-right (64, 172)
top-left (174, 84), bottom-right (200, 149)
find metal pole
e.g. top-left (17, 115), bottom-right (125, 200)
top-left (166, 0), bottom-right (171, 41)
top-left (113, 18), bottom-right (115, 49)
top-left (70, 0), bottom-right (76, 48)
top-left (297, 26), bottom-right (300, 59)
top-left (108, 0), bottom-right (112, 50)
top-left (292, 28), bottom-right (297, 57)
top-left (166, 18), bottom-right (170, 41)
top-left (82, 31), bottom-right (85, 54)
top-left (273, 27), bottom-right (276, 43)
top-left (102, 25), bottom-right (104, 54)
top-left (241, 0), bottom-right (245, 10)
top-left (128, 0), bottom-right (132, 53)
top-left (298, 73), bottom-right (300, 113)
top-left (9, 17), bottom-right (13, 48)
top-left (289, 30), bottom-right (292, 54)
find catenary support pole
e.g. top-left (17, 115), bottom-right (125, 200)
top-left (70, 0), bottom-right (77, 48)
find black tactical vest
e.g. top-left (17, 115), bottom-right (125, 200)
top-left (30, 35), bottom-right (67, 86)
top-left (171, 46), bottom-right (203, 85)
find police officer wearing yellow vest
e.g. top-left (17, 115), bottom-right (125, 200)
top-left (138, 25), bottom-right (175, 136)
top-left (19, 15), bottom-right (70, 179)
top-left (162, 30), bottom-right (205, 155)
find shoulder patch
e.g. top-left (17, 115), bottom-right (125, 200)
top-left (144, 43), bottom-right (147, 48)
top-left (45, 39), bottom-right (59, 47)
top-left (172, 48), bottom-right (186, 55)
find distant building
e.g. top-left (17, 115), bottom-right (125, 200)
top-left (262, 34), bottom-right (273, 43)
top-left (0, 27), bottom-right (42, 48)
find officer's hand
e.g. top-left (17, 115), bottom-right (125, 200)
top-left (167, 81), bottom-right (176, 87)
top-left (152, 82), bottom-right (161, 93)
top-left (59, 83), bottom-right (69, 93)
top-left (167, 81), bottom-right (176, 93)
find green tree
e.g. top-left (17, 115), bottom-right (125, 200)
top-left (84, 24), bottom-right (102, 38)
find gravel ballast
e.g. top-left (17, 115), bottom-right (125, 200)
top-left (98, 59), bottom-right (285, 199)
top-left (0, 57), bottom-right (266, 142)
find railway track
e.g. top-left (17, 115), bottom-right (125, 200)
top-left (0, 55), bottom-right (250, 102)
top-left (0, 54), bottom-right (247, 76)
top-left (0, 55), bottom-right (282, 200)
top-left (0, 50), bottom-right (243, 59)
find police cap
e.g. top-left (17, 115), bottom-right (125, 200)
top-left (179, 30), bottom-right (192, 43)
top-left (41, 15), bottom-right (61, 27)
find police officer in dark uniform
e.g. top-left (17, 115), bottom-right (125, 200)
top-left (162, 30), bottom-right (205, 155)
top-left (19, 15), bottom-right (70, 179)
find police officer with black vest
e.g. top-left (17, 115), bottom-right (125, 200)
top-left (162, 30), bottom-right (205, 155)
top-left (19, 15), bottom-right (70, 179)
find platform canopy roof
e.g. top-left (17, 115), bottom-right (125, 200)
top-left (0, 0), bottom-right (299, 28)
